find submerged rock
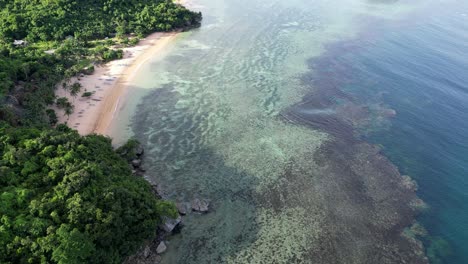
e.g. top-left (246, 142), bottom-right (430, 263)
top-left (408, 222), bottom-right (429, 238)
top-left (401, 175), bottom-right (418, 192)
top-left (156, 241), bottom-right (167, 254)
top-left (410, 198), bottom-right (429, 212)
top-left (136, 146), bottom-right (145, 156)
top-left (191, 198), bottom-right (209, 213)
top-left (176, 202), bottom-right (188, 215)
top-left (381, 108), bottom-right (397, 118)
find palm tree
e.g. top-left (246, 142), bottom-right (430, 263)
top-left (62, 82), bottom-right (68, 92)
top-left (56, 97), bottom-right (69, 109)
top-left (64, 104), bottom-right (74, 120)
top-left (70, 82), bottom-right (82, 102)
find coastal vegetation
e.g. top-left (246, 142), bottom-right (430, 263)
top-left (0, 0), bottom-right (201, 126)
top-left (0, 0), bottom-right (201, 263)
top-left (0, 0), bottom-right (202, 41)
top-left (0, 124), bottom-right (177, 263)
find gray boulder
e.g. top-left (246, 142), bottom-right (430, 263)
top-left (132, 159), bottom-right (142, 168)
top-left (159, 216), bottom-right (181, 233)
top-left (143, 245), bottom-right (151, 258)
top-left (156, 241), bottom-right (167, 254)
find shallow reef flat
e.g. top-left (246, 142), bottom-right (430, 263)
top-left (123, 0), bottom-right (430, 262)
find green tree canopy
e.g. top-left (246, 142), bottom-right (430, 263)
top-left (0, 0), bottom-right (201, 125)
top-left (0, 124), bottom-right (177, 263)
top-left (0, 0), bottom-right (202, 42)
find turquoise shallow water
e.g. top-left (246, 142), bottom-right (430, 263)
top-left (110, 0), bottom-right (468, 262)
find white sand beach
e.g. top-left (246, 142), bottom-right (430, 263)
top-left (55, 32), bottom-right (180, 135)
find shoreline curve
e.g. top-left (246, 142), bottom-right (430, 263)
top-left (55, 32), bottom-right (181, 136)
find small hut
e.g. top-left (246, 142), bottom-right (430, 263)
top-left (13, 40), bottom-right (27, 46)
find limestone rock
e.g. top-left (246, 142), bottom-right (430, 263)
top-left (156, 241), bottom-right (167, 254)
top-left (132, 159), bottom-right (142, 168)
top-left (159, 216), bottom-right (181, 233)
top-left (143, 245), bottom-right (151, 258)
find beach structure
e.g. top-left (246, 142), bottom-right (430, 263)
top-left (13, 40), bottom-right (27, 46)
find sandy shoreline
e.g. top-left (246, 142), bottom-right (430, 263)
top-left (55, 0), bottom-right (200, 136)
top-left (55, 32), bottom-right (180, 135)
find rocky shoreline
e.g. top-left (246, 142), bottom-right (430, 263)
top-left (122, 143), bottom-right (211, 264)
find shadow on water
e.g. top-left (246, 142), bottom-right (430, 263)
top-left (130, 86), bottom-right (262, 263)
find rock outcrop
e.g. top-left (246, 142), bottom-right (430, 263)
top-left (156, 241), bottom-right (167, 254)
top-left (159, 216), bottom-right (182, 233)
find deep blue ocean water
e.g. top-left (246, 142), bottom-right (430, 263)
top-left (321, 5), bottom-right (468, 263)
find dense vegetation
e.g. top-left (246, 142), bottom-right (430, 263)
top-left (0, 0), bottom-right (201, 125)
top-left (0, 0), bottom-right (201, 263)
top-left (0, 0), bottom-right (202, 41)
top-left (0, 125), bottom-right (177, 263)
